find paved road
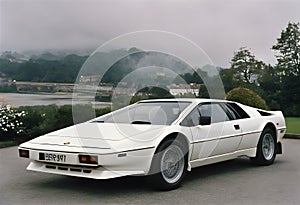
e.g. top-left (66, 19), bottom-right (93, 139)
top-left (1, 139), bottom-right (300, 205)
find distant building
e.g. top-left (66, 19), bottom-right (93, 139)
top-left (0, 77), bottom-right (9, 84)
top-left (155, 72), bottom-right (166, 77)
top-left (168, 83), bottom-right (199, 96)
top-left (0, 72), bottom-right (10, 84)
top-left (15, 81), bottom-right (74, 93)
top-left (79, 75), bottom-right (101, 84)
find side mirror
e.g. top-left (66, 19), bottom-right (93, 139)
top-left (199, 116), bottom-right (211, 125)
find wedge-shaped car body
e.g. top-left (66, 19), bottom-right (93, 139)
top-left (19, 99), bottom-right (286, 190)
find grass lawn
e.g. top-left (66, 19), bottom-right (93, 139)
top-left (285, 117), bottom-right (300, 134)
top-left (0, 141), bottom-right (16, 148)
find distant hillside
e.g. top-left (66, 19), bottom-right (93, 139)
top-left (0, 54), bottom-right (88, 83)
top-left (31, 52), bottom-right (64, 61)
top-left (0, 51), bottom-right (25, 59)
top-left (0, 49), bottom-right (221, 84)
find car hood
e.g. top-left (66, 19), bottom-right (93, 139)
top-left (24, 122), bottom-right (167, 152)
top-left (46, 122), bottom-right (167, 140)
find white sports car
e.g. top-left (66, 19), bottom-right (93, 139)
top-left (19, 99), bottom-right (286, 190)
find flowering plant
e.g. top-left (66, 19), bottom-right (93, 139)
top-left (0, 105), bottom-right (27, 139)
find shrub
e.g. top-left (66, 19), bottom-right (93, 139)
top-left (14, 104), bottom-right (111, 141)
top-left (226, 87), bottom-right (269, 110)
top-left (0, 105), bottom-right (27, 140)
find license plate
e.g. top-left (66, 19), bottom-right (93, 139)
top-left (39, 153), bottom-right (66, 163)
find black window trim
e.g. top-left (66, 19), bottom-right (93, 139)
top-left (219, 103), bottom-right (239, 121)
top-left (219, 102), bottom-right (250, 120)
top-left (227, 102), bottom-right (250, 119)
top-left (180, 101), bottom-right (250, 127)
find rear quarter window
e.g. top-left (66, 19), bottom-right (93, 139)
top-left (227, 103), bottom-right (250, 119)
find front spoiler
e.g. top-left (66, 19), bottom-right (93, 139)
top-left (27, 161), bottom-right (145, 179)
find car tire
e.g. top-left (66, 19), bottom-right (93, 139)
top-left (251, 127), bottom-right (277, 166)
top-left (147, 139), bottom-right (188, 191)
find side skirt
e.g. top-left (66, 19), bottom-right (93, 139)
top-left (189, 148), bottom-right (257, 169)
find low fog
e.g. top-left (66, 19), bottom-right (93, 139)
top-left (1, 0), bottom-right (300, 67)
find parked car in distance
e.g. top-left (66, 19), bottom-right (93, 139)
top-left (19, 99), bottom-right (286, 190)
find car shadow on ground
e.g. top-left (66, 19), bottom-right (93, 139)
top-left (28, 157), bottom-right (285, 195)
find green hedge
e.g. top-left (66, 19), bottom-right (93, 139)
top-left (226, 87), bottom-right (269, 110)
top-left (10, 104), bottom-right (110, 142)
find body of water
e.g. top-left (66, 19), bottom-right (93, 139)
top-left (0, 93), bottom-right (96, 107)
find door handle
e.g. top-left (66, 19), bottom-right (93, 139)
top-left (234, 125), bottom-right (240, 130)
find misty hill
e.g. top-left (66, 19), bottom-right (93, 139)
top-left (100, 51), bottom-right (193, 86)
top-left (0, 51), bottom-right (25, 59)
top-left (31, 52), bottom-right (64, 61)
top-left (0, 48), bottom-right (220, 84)
top-left (0, 58), bottom-right (20, 76)
top-left (0, 54), bottom-right (88, 83)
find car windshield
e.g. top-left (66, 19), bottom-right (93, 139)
top-left (94, 101), bottom-right (191, 125)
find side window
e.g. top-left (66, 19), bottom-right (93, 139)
top-left (180, 107), bottom-right (200, 127)
top-left (227, 103), bottom-right (250, 119)
top-left (198, 103), bottom-right (229, 123)
top-left (221, 103), bottom-right (239, 120)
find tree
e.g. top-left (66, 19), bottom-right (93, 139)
top-left (226, 87), bottom-right (268, 110)
top-left (198, 84), bottom-right (209, 98)
top-left (130, 86), bottom-right (174, 104)
top-left (230, 47), bottom-right (264, 85)
top-left (272, 22), bottom-right (300, 116)
top-left (272, 22), bottom-right (300, 77)
top-left (220, 68), bottom-right (236, 92)
top-left (258, 64), bottom-right (281, 110)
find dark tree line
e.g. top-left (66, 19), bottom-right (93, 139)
top-left (0, 54), bottom-right (88, 83)
top-left (221, 22), bottom-right (300, 116)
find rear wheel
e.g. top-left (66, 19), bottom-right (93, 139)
top-left (147, 139), bottom-right (188, 190)
top-left (251, 127), bottom-right (277, 165)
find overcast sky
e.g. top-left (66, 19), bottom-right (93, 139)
top-left (1, 0), bottom-right (300, 67)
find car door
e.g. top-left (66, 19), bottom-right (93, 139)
top-left (182, 102), bottom-right (242, 160)
top-left (223, 102), bottom-right (260, 151)
top-left (199, 103), bottom-right (243, 158)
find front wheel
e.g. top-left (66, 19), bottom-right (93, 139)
top-left (147, 139), bottom-right (188, 190)
top-left (251, 127), bottom-right (277, 166)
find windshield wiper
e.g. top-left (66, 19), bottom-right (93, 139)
top-left (131, 120), bottom-right (151, 125)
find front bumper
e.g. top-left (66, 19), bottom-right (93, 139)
top-left (19, 146), bottom-right (155, 179)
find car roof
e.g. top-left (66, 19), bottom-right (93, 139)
top-left (139, 98), bottom-right (230, 104)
